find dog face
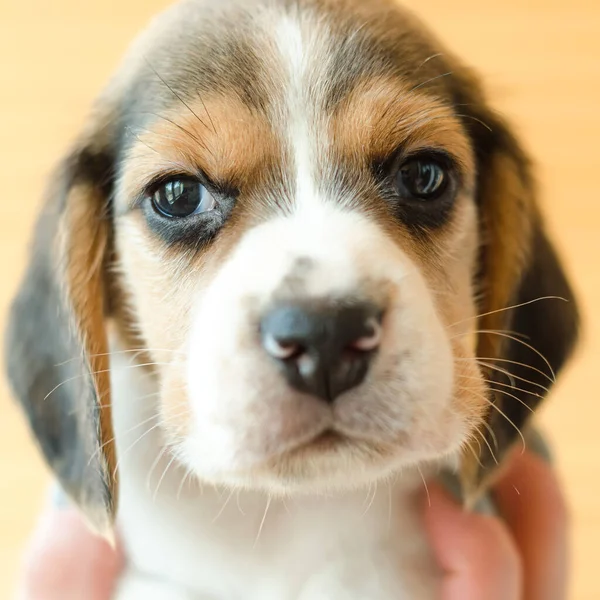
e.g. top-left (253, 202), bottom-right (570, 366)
top-left (6, 0), bottom-right (579, 532)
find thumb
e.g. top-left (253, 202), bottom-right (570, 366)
top-left (423, 483), bottom-right (522, 600)
top-left (16, 492), bottom-right (123, 600)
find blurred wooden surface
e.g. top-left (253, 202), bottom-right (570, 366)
top-left (0, 0), bottom-right (598, 597)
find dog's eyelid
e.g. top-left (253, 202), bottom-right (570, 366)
top-left (126, 170), bottom-right (235, 212)
top-left (401, 148), bottom-right (461, 171)
top-left (373, 146), bottom-right (465, 182)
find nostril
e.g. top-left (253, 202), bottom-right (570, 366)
top-left (262, 333), bottom-right (305, 360)
top-left (348, 316), bottom-right (383, 352)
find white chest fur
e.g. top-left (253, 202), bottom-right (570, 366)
top-left (110, 353), bottom-right (440, 600)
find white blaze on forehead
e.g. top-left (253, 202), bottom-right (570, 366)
top-left (260, 14), bottom-right (372, 303)
top-left (274, 13), bottom-right (306, 82)
top-left (273, 12), bottom-right (331, 214)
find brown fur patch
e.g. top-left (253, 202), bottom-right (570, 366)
top-left (121, 94), bottom-right (284, 206)
top-left (62, 187), bottom-right (116, 472)
top-left (330, 76), bottom-right (474, 171)
top-left (58, 185), bottom-right (118, 529)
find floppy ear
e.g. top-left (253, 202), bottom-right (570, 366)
top-left (455, 78), bottom-right (580, 498)
top-left (5, 135), bottom-right (118, 534)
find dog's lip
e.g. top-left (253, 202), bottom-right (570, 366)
top-left (283, 427), bottom-right (361, 457)
top-left (304, 428), bottom-right (345, 449)
top-left (284, 422), bottom-right (401, 456)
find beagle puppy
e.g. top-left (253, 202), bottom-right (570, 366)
top-left (6, 0), bottom-right (579, 597)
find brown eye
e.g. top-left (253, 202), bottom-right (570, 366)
top-left (396, 158), bottom-right (448, 200)
top-left (151, 178), bottom-right (216, 218)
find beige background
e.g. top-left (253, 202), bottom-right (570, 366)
top-left (1, 0), bottom-right (598, 598)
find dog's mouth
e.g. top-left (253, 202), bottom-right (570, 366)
top-left (294, 428), bottom-right (347, 453)
top-left (266, 426), bottom-right (350, 464)
top-left (279, 426), bottom-right (393, 461)
top-left (311, 429), bottom-right (344, 446)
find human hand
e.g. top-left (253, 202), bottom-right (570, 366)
top-left (15, 494), bottom-right (122, 600)
top-left (424, 450), bottom-right (569, 600)
top-left (15, 450), bottom-right (568, 600)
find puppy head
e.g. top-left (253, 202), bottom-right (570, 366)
top-left (6, 0), bottom-right (579, 531)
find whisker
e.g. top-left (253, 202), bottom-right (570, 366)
top-left (195, 90), bottom-right (217, 134)
top-left (146, 446), bottom-right (167, 493)
top-left (44, 362), bottom-right (174, 402)
top-left (462, 357), bottom-right (553, 388)
top-left (127, 123), bottom-right (195, 147)
top-left (398, 112), bottom-right (493, 136)
top-left (476, 393), bottom-right (527, 453)
top-left (145, 58), bottom-right (213, 135)
top-left (410, 71), bottom-right (453, 92)
top-left (177, 467), bottom-right (194, 501)
top-left (125, 127), bottom-right (161, 158)
top-left (236, 491), bottom-right (246, 516)
top-left (467, 430), bottom-right (483, 456)
top-left (470, 330), bottom-right (556, 382)
top-left (361, 484), bottom-right (378, 516)
top-left (418, 467), bottom-right (431, 508)
top-left (486, 386), bottom-right (536, 413)
top-left (212, 489), bottom-right (235, 523)
top-left (478, 419), bottom-right (499, 452)
top-left (414, 52), bottom-right (444, 72)
top-left (448, 296), bottom-right (567, 328)
top-left (153, 452), bottom-right (178, 502)
top-left (113, 422), bottom-right (164, 479)
top-left (87, 412), bottom-right (162, 468)
top-left (456, 357), bottom-right (512, 388)
top-left (454, 114), bottom-right (493, 133)
top-left (147, 112), bottom-right (213, 158)
top-left (253, 496), bottom-right (272, 548)
top-left (458, 372), bottom-right (544, 400)
top-left (450, 328), bottom-right (529, 341)
top-left (480, 363), bottom-right (550, 393)
top-left (54, 347), bottom-right (186, 367)
top-left (459, 355), bottom-right (553, 387)
top-left (463, 437), bottom-right (485, 469)
top-left (466, 389), bottom-right (535, 439)
top-left (473, 423), bottom-right (499, 465)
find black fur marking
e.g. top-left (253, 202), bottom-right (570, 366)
top-left (482, 225), bottom-right (580, 470)
top-left (4, 149), bottom-right (116, 531)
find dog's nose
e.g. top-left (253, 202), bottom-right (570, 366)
top-left (260, 303), bottom-right (382, 402)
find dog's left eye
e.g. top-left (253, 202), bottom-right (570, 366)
top-left (395, 157), bottom-right (448, 201)
top-left (151, 178), bottom-right (216, 218)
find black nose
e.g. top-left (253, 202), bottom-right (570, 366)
top-left (260, 303), bottom-right (382, 402)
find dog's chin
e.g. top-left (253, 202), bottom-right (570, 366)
top-left (179, 427), bottom-right (466, 496)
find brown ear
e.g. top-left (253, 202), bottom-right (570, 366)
top-left (5, 141), bottom-right (118, 534)
top-left (454, 79), bottom-right (580, 497)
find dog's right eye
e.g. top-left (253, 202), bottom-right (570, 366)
top-left (150, 178), bottom-right (216, 218)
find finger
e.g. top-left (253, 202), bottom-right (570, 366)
top-left (16, 502), bottom-right (123, 600)
top-left (493, 451), bottom-right (569, 600)
top-left (423, 483), bottom-right (522, 600)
